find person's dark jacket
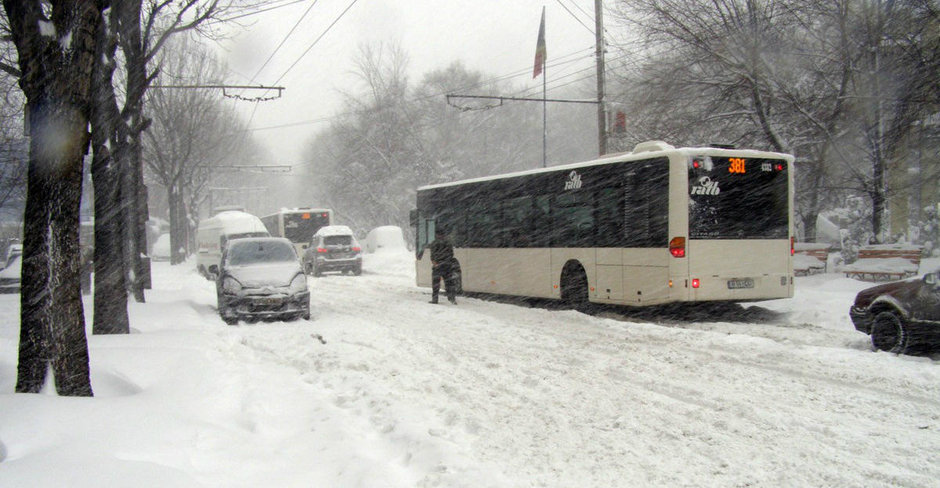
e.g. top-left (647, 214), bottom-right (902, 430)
top-left (429, 236), bottom-right (455, 267)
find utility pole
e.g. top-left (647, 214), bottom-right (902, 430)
top-left (595, 0), bottom-right (607, 156)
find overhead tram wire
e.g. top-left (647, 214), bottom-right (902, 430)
top-left (220, 0), bottom-right (307, 22)
top-left (554, 0), bottom-right (595, 35)
top-left (563, 0), bottom-right (594, 23)
top-left (249, 50), bottom-right (595, 132)
top-left (250, 0), bottom-right (320, 81)
top-left (513, 50), bottom-right (635, 99)
top-left (238, 0), bottom-right (319, 128)
top-left (238, 0), bottom-right (354, 133)
top-left (272, 0), bottom-right (360, 86)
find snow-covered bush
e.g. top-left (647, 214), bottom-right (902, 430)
top-left (831, 196), bottom-right (873, 263)
top-left (912, 204), bottom-right (939, 257)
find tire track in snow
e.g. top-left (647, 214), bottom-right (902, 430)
top-left (226, 267), bottom-right (940, 488)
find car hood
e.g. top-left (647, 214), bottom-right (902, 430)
top-left (853, 278), bottom-right (923, 307)
top-left (225, 262), bottom-right (302, 288)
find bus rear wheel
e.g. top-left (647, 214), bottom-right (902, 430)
top-left (561, 264), bottom-right (589, 311)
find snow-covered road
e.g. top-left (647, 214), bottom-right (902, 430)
top-left (1, 251), bottom-right (938, 487)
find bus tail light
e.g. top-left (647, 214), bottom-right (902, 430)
top-left (790, 237), bottom-right (795, 256)
top-left (669, 237), bottom-right (686, 258)
top-left (692, 278), bottom-right (700, 288)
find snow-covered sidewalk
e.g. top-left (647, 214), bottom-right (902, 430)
top-left (1, 252), bottom-right (938, 487)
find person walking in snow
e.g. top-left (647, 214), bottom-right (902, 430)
top-left (429, 227), bottom-right (457, 304)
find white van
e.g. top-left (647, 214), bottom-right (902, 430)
top-left (196, 211), bottom-right (269, 279)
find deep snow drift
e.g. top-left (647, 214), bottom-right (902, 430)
top-left (1, 252), bottom-right (938, 487)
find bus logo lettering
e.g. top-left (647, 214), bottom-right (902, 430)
top-left (564, 171), bottom-right (583, 190)
top-left (690, 176), bottom-right (720, 195)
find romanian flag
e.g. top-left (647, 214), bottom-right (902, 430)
top-left (533, 7), bottom-right (546, 78)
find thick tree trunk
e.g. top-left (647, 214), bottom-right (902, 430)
top-left (120, 0), bottom-right (148, 302)
top-left (91, 144), bottom-right (130, 334)
top-left (90, 1), bottom-right (129, 335)
top-left (4, 0), bottom-right (102, 396)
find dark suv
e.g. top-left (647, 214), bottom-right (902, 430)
top-left (302, 225), bottom-right (362, 276)
top-left (850, 270), bottom-right (940, 354)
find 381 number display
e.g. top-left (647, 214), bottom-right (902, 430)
top-left (728, 157), bottom-right (746, 174)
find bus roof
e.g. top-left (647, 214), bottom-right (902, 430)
top-left (417, 142), bottom-right (794, 192)
top-left (272, 207), bottom-right (331, 214)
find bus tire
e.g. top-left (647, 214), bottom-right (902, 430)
top-left (561, 262), bottom-right (589, 310)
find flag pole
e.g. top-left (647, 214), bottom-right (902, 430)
top-left (533, 6), bottom-right (546, 168)
top-left (542, 47), bottom-right (547, 168)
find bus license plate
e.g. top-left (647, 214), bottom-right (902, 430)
top-left (727, 278), bottom-right (754, 289)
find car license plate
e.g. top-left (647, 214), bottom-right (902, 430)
top-left (257, 297), bottom-right (281, 305)
top-left (727, 278), bottom-right (754, 289)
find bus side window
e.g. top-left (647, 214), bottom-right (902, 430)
top-left (624, 162), bottom-right (668, 247)
top-left (552, 192), bottom-right (594, 247)
top-left (502, 196), bottom-right (533, 248)
top-left (531, 195), bottom-right (551, 247)
top-left (467, 202), bottom-right (500, 247)
top-left (595, 188), bottom-right (622, 247)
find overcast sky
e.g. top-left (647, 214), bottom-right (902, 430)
top-left (217, 0), bottom-right (603, 164)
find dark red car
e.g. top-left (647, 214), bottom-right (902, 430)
top-left (850, 271), bottom-right (940, 354)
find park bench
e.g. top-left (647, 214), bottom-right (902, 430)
top-left (793, 243), bottom-right (829, 276)
top-left (842, 244), bottom-right (923, 282)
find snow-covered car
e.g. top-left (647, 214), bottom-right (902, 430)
top-left (0, 254), bottom-right (21, 293)
top-left (364, 225), bottom-right (407, 253)
top-left (302, 225), bottom-right (362, 276)
top-left (849, 270), bottom-right (940, 354)
top-left (216, 237), bottom-right (310, 325)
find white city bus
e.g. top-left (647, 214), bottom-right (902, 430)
top-left (411, 141), bottom-right (794, 307)
top-left (261, 208), bottom-right (332, 255)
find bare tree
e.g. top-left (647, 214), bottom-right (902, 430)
top-left (304, 43), bottom-right (426, 232)
top-left (302, 49), bottom-right (551, 234)
top-left (0, 19), bottom-right (27, 220)
top-left (2, 0), bottom-right (102, 396)
top-left (845, 0), bottom-right (940, 241)
top-left (611, 0), bottom-right (939, 243)
top-left (0, 74), bottom-right (26, 217)
top-left (91, 0), bottom-right (225, 334)
top-left (143, 36), bottom-right (251, 264)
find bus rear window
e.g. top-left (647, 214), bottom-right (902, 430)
top-left (284, 213), bottom-right (329, 243)
top-left (689, 157), bottom-right (788, 239)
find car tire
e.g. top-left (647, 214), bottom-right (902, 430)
top-left (221, 313), bottom-right (238, 325)
top-left (304, 262), bottom-right (314, 275)
top-left (870, 310), bottom-right (909, 354)
top-left (313, 265), bottom-right (322, 277)
top-left (353, 265), bottom-right (362, 276)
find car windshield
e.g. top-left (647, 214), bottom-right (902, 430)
top-left (227, 241), bottom-right (296, 266)
top-left (323, 235), bottom-right (353, 246)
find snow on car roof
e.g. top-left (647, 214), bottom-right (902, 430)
top-left (214, 210), bottom-right (259, 222)
top-left (314, 225), bottom-right (354, 237)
